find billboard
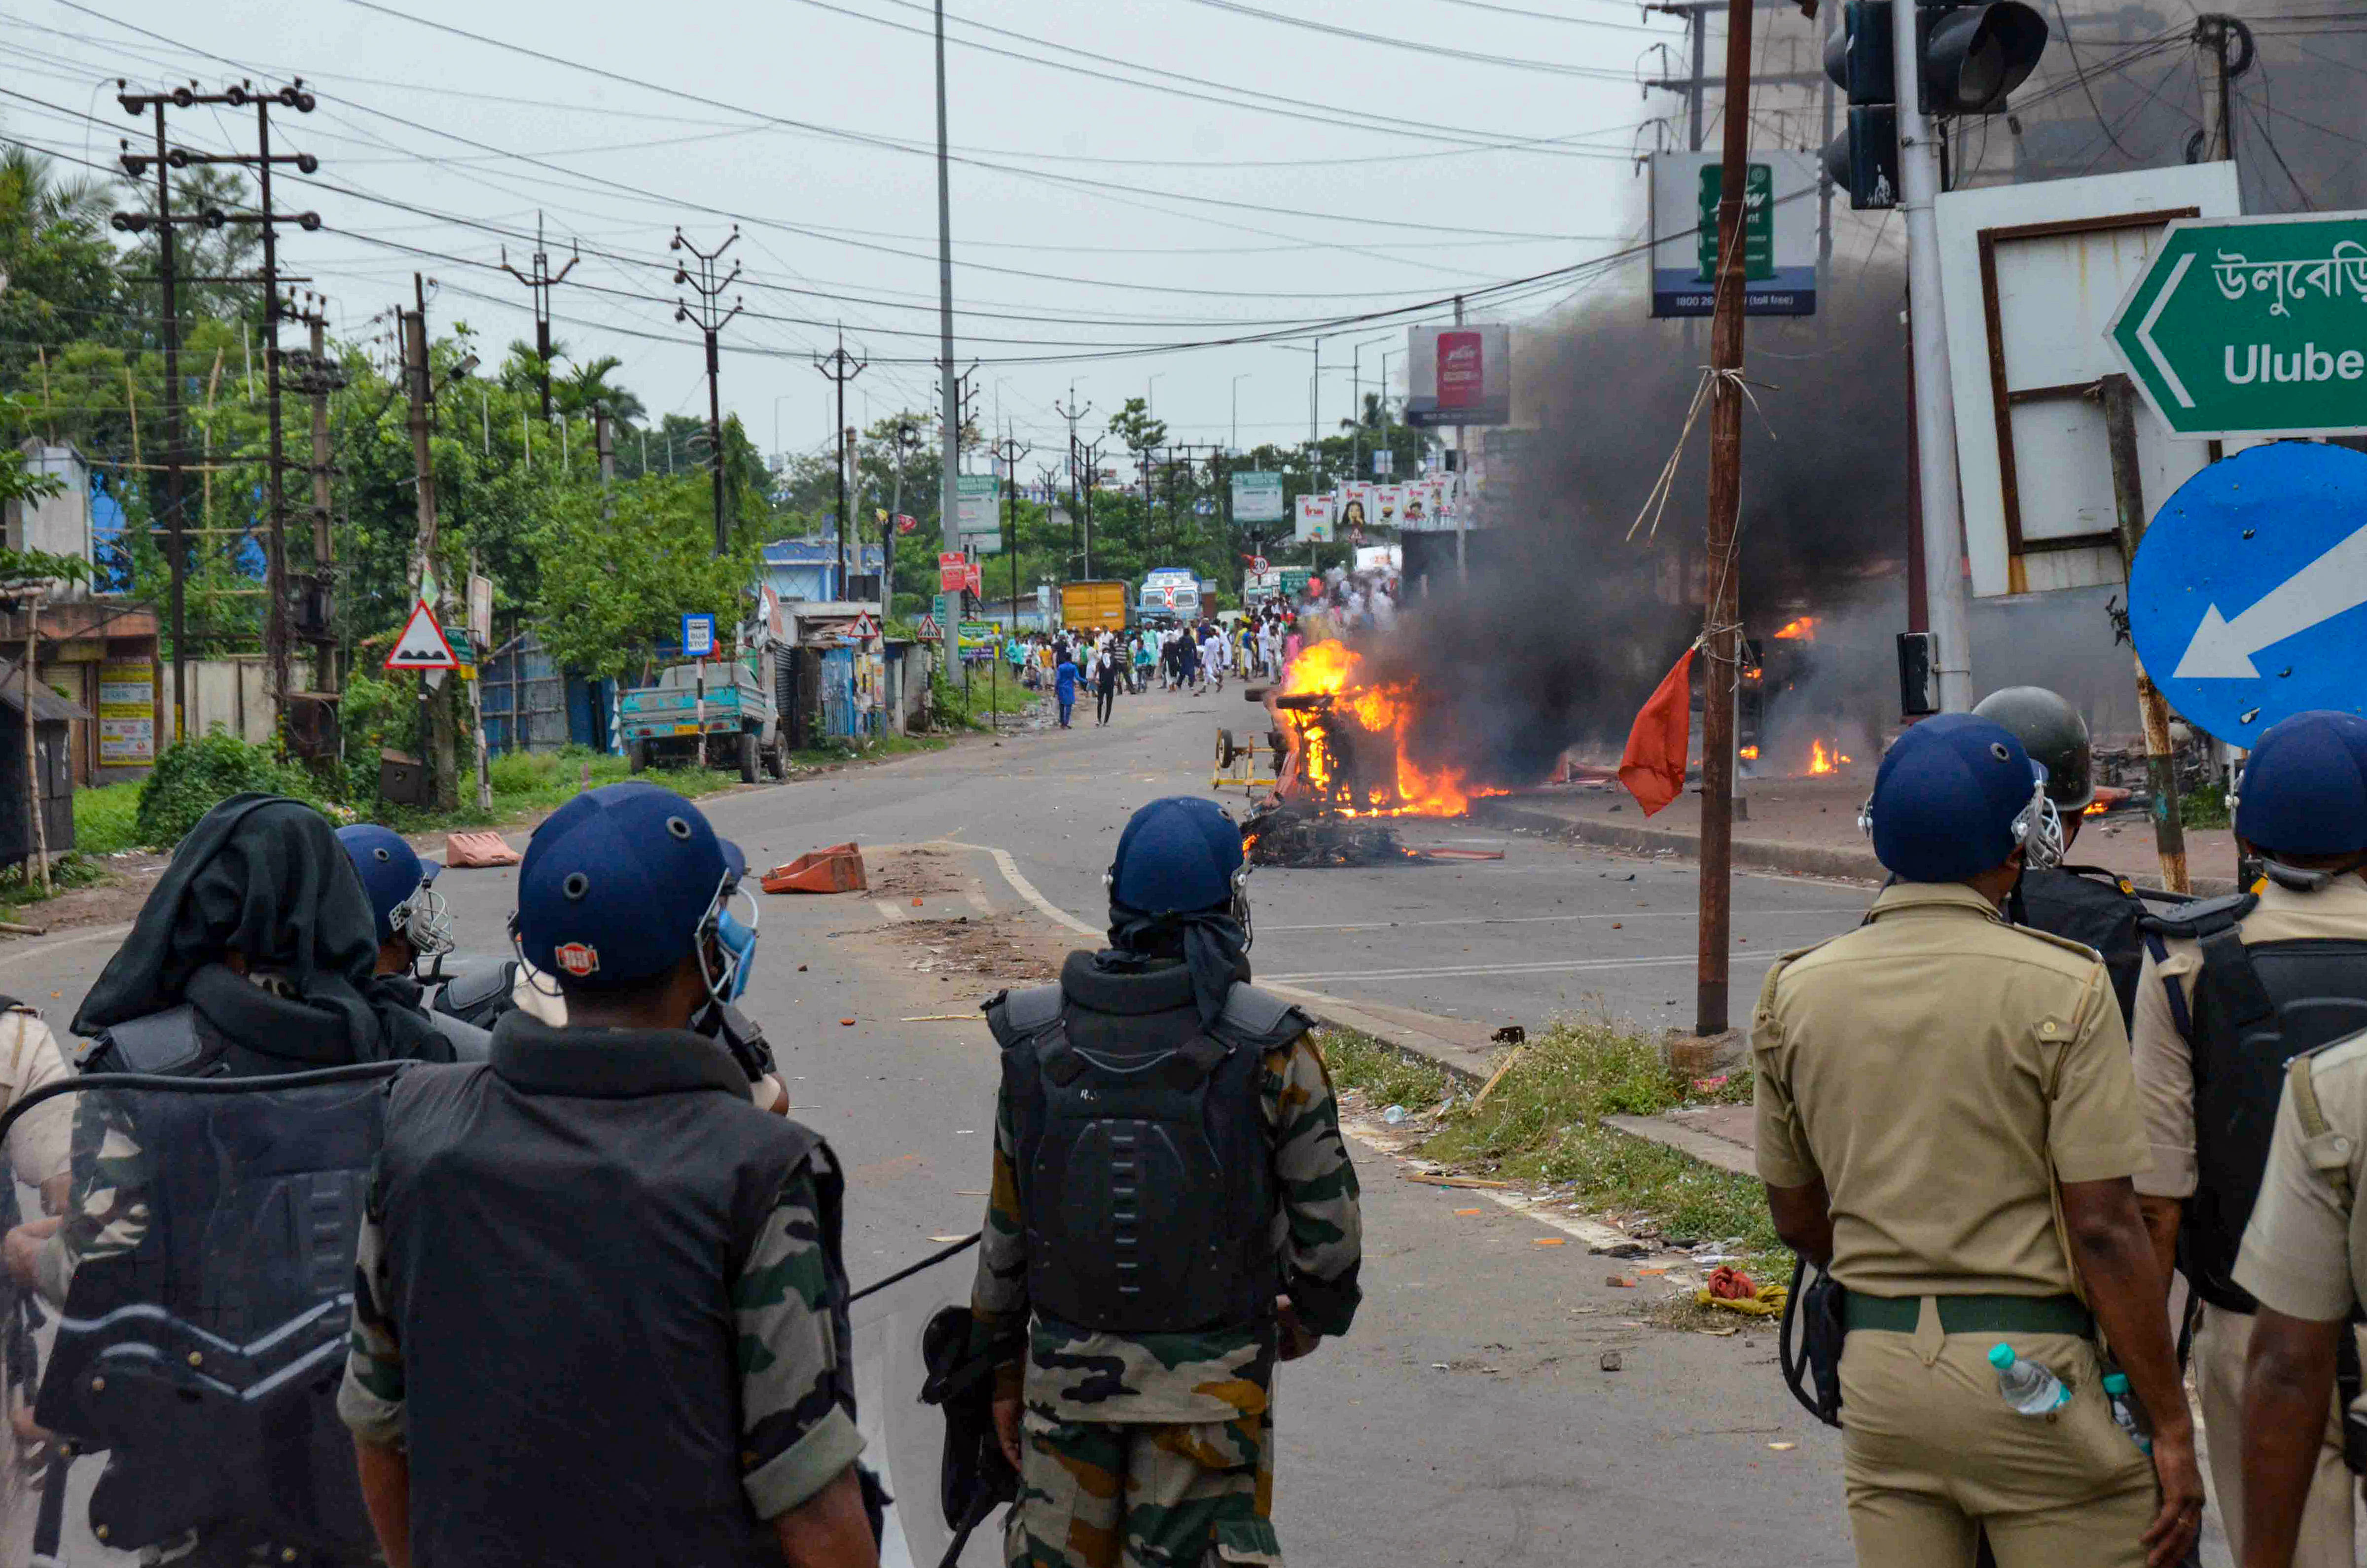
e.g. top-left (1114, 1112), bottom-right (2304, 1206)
top-left (1294, 492), bottom-right (1334, 542)
top-left (1406, 322), bottom-right (1511, 428)
top-left (955, 475), bottom-right (1000, 543)
top-left (1648, 150), bottom-right (1819, 319)
top-left (1230, 470), bottom-right (1285, 522)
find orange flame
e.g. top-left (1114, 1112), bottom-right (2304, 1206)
top-left (1740, 745), bottom-right (1760, 761)
top-left (2083, 799), bottom-right (2109, 817)
top-left (1772, 616), bottom-right (1819, 641)
top-left (1804, 739), bottom-right (1852, 776)
top-left (1276, 640), bottom-right (1496, 817)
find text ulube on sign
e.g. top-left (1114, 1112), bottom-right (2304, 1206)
top-left (2108, 211), bottom-right (2367, 440)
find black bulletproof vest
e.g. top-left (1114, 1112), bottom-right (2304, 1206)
top-left (996, 968), bottom-right (1293, 1335)
top-left (2018, 864), bottom-right (2149, 1029)
top-left (2185, 928), bottom-right (2367, 1312)
top-left (374, 1020), bottom-right (840, 1568)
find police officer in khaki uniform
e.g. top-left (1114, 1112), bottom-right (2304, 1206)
top-left (1756, 713), bottom-right (2203, 1567)
top-left (2128, 710), bottom-right (2367, 1567)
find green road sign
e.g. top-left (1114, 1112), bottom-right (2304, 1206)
top-left (1694, 163), bottom-right (1775, 284)
top-left (2107, 212), bottom-right (2367, 440)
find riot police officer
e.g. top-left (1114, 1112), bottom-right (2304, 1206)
top-left (2128, 710), bottom-right (2367, 1567)
top-left (1974, 685), bottom-right (2157, 1027)
top-left (339, 782), bottom-right (878, 1568)
top-left (1756, 714), bottom-right (2201, 1566)
top-left (0, 792), bottom-right (455, 1566)
top-left (333, 823), bottom-right (494, 1063)
top-left (969, 795), bottom-right (1363, 1568)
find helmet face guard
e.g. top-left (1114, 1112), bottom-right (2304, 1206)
top-left (698, 872), bottom-right (761, 1007)
top-left (1856, 774), bottom-right (2064, 873)
top-left (391, 881), bottom-right (455, 960)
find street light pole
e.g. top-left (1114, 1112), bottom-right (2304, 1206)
top-left (934, 0), bottom-right (962, 681)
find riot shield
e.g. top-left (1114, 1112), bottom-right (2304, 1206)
top-left (0, 1063), bottom-right (403, 1568)
top-left (850, 1235), bottom-right (1010, 1568)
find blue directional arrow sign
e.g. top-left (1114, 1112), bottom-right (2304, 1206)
top-left (2129, 442), bottom-right (2367, 746)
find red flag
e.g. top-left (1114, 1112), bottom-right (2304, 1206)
top-left (1618, 648), bottom-right (1694, 817)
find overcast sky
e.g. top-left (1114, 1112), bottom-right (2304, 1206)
top-left (4, 0), bottom-right (1717, 471)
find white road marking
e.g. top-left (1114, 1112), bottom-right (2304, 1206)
top-left (0, 921), bottom-right (136, 968)
top-left (873, 900), bottom-right (909, 923)
top-left (1267, 951), bottom-right (1781, 984)
top-left (1260, 906), bottom-right (1861, 934)
top-left (940, 841), bottom-right (1100, 938)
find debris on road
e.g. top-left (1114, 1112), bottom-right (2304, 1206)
top-left (1406, 1173), bottom-right (1510, 1189)
top-left (444, 830), bottom-right (522, 867)
top-left (764, 842), bottom-right (867, 893)
top-left (1491, 1025), bottom-right (1526, 1044)
top-left (1599, 1351), bottom-right (1623, 1372)
top-left (1471, 1046), bottom-right (1526, 1111)
top-left (899, 1013), bottom-right (979, 1022)
top-left (1606, 1275), bottom-right (1637, 1288)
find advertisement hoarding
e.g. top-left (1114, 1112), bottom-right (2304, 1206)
top-left (98, 660), bottom-right (154, 765)
top-left (1406, 323), bottom-right (1512, 428)
top-left (1647, 150), bottom-right (1819, 318)
top-left (1294, 492), bottom-right (1334, 542)
top-left (1230, 471), bottom-right (1285, 522)
top-left (955, 475), bottom-right (1001, 542)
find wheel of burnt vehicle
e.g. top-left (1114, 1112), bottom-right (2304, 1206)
top-left (1267, 729), bottom-right (1288, 770)
top-left (1215, 728), bottom-right (1242, 769)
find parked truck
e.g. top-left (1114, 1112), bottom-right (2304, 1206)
top-left (1058, 578), bottom-right (1131, 632)
top-left (619, 657), bottom-right (786, 782)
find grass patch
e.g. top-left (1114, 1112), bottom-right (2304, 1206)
top-left (74, 783), bottom-right (143, 855)
top-left (2181, 781), bottom-right (2232, 830)
top-left (1321, 1016), bottom-right (1783, 1263)
top-left (368, 746), bottom-right (745, 834)
top-left (0, 853), bottom-right (109, 911)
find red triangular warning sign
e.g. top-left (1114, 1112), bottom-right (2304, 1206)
top-left (915, 614), bottom-right (940, 639)
top-left (385, 599), bottom-right (459, 671)
top-left (847, 612), bottom-right (878, 640)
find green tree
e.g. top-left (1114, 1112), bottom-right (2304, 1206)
top-left (530, 474), bottom-right (760, 682)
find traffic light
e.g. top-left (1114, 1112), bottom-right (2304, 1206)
top-left (1822, 2), bottom-right (1900, 210)
top-left (1821, 0), bottom-right (2047, 209)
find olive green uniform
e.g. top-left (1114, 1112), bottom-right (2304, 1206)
top-left (971, 1033), bottom-right (1361, 1568)
top-left (1754, 882), bottom-right (2158, 1567)
top-left (2130, 875), bottom-right (2367, 1566)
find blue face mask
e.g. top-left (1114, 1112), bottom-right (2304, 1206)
top-left (712, 905), bottom-right (758, 1002)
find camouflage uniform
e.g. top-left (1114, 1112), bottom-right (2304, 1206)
top-left (340, 1154), bottom-right (860, 1517)
top-left (972, 1032), bottom-right (1361, 1568)
top-left (0, 1007), bottom-right (71, 1568)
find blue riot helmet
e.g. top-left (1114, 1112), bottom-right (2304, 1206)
top-left (2233, 711), bottom-right (2367, 876)
top-left (336, 823), bottom-right (454, 959)
top-left (1106, 795), bottom-right (1253, 948)
top-left (1859, 714), bottom-right (2063, 882)
top-left (513, 783), bottom-right (756, 1005)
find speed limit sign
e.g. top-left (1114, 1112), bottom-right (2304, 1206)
top-left (1248, 555), bottom-right (1269, 574)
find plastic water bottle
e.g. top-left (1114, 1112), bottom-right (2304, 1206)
top-left (2102, 1372), bottom-right (2152, 1454)
top-left (1990, 1343), bottom-right (2072, 1415)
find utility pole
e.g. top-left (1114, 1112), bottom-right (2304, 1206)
top-left (887, 417), bottom-right (918, 620)
top-left (814, 326), bottom-right (867, 597)
top-left (934, 0), bottom-right (963, 681)
top-left (111, 86), bottom-right (188, 743)
top-left (992, 430), bottom-right (1031, 632)
top-left (2195, 15), bottom-right (2250, 162)
top-left (288, 291), bottom-right (346, 694)
top-left (2101, 373), bottom-right (2191, 894)
top-left (115, 78), bottom-right (318, 736)
top-left (1077, 434), bottom-right (1109, 578)
top-left (1694, 0), bottom-right (1757, 1039)
top-left (672, 226), bottom-right (743, 558)
top-left (402, 285), bottom-right (457, 811)
top-left (1453, 296), bottom-right (1469, 580)
top-left (1054, 390), bottom-right (1092, 579)
top-left (1895, 0), bottom-right (1974, 712)
top-left (499, 211), bottom-right (578, 423)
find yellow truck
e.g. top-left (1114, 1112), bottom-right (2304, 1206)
top-left (1058, 579), bottom-right (1131, 633)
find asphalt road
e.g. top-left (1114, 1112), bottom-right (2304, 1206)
top-left (7, 684), bottom-right (1890, 1567)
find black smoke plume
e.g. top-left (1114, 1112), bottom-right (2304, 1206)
top-left (1363, 269), bottom-right (1911, 790)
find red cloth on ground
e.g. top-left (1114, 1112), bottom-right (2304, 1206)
top-left (1617, 647), bottom-right (1693, 817)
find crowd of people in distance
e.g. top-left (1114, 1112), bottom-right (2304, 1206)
top-left (994, 565), bottom-right (1406, 730)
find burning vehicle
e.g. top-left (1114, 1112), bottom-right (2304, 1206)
top-left (1239, 641), bottom-right (1502, 867)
